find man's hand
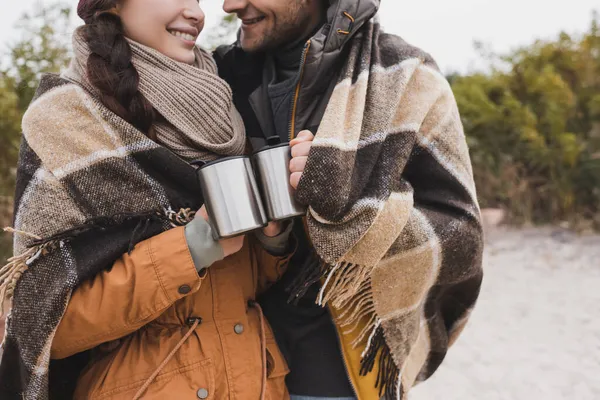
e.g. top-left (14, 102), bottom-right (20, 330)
top-left (197, 205), bottom-right (245, 257)
top-left (255, 131), bottom-right (315, 238)
top-left (261, 221), bottom-right (284, 237)
top-left (289, 130), bottom-right (315, 189)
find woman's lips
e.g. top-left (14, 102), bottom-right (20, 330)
top-left (168, 29), bottom-right (198, 47)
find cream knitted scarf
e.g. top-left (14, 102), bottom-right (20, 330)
top-left (64, 27), bottom-right (246, 161)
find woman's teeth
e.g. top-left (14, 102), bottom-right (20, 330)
top-left (169, 30), bottom-right (196, 41)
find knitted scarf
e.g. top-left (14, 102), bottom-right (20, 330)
top-left (0, 32), bottom-right (245, 399)
top-left (64, 27), bottom-right (246, 162)
top-left (292, 21), bottom-right (484, 399)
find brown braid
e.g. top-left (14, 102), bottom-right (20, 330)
top-left (78, 1), bottom-right (156, 138)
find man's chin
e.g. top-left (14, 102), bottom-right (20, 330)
top-left (240, 30), bottom-right (277, 53)
top-left (240, 38), bottom-right (263, 53)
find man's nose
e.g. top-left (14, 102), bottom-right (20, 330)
top-left (223, 0), bottom-right (248, 14)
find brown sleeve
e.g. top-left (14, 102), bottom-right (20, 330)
top-left (51, 226), bottom-right (201, 360)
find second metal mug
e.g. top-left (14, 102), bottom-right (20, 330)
top-left (253, 143), bottom-right (307, 222)
top-left (196, 156), bottom-right (268, 239)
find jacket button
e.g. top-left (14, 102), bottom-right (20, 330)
top-left (198, 268), bottom-right (208, 278)
top-left (234, 323), bottom-right (244, 334)
top-left (178, 285), bottom-right (192, 295)
top-left (197, 388), bottom-right (209, 399)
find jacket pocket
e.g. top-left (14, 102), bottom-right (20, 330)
top-left (80, 357), bottom-right (215, 400)
top-left (265, 338), bottom-right (290, 400)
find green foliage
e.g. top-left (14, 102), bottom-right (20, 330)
top-left (453, 12), bottom-right (600, 228)
top-left (0, 2), bottom-right (71, 194)
top-left (2, 3), bottom-right (72, 110)
top-left (0, 2), bottom-right (72, 260)
top-left (0, 4), bottom-right (599, 267)
top-left (0, 81), bottom-right (20, 197)
top-left (201, 13), bottom-right (239, 50)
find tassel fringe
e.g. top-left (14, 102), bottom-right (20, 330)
top-left (318, 261), bottom-right (375, 308)
top-left (164, 207), bottom-right (196, 227)
top-left (0, 228), bottom-right (61, 318)
top-left (360, 325), bottom-right (402, 399)
top-left (0, 207), bottom-right (196, 318)
top-left (286, 249), bottom-right (402, 399)
top-left (286, 250), bottom-right (324, 304)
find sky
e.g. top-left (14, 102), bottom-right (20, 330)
top-left (0, 0), bottom-right (597, 74)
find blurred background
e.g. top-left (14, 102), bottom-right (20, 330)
top-left (1, 1), bottom-right (599, 399)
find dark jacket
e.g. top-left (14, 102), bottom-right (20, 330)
top-left (215, 0), bottom-right (381, 144)
top-left (215, 1), bottom-right (482, 399)
top-left (215, 3), bottom-right (386, 399)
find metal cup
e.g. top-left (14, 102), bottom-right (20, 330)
top-left (196, 156), bottom-right (268, 239)
top-left (253, 143), bottom-right (307, 222)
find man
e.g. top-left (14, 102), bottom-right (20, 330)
top-left (215, 1), bottom-right (484, 399)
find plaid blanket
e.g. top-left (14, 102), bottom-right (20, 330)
top-left (0, 74), bottom-right (212, 399)
top-left (293, 20), bottom-right (484, 399)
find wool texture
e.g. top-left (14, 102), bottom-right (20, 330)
top-left (292, 20), bottom-right (484, 399)
top-left (0, 33), bottom-right (245, 399)
top-left (64, 27), bottom-right (246, 162)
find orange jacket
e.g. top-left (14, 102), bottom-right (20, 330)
top-left (51, 226), bottom-right (294, 400)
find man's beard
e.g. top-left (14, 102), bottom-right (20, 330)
top-left (250, 4), bottom-right (312, 52)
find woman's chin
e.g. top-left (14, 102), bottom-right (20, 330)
top-left (165, 50), bottom-right (196, 65)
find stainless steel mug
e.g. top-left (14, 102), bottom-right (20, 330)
top-left (253, 143), bottom-right (307, 221)
top-left (196, 156), bottom-right (268, 239)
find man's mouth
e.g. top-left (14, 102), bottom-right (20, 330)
top-left (241, 16), bottom-right (266, 26)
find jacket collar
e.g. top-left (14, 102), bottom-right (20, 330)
top-left (288, 0), bottom-right (379, 135)
top-left (316, 0), bottom-right (380, 55)
top-left (227, 0), bottom-right (380, 64)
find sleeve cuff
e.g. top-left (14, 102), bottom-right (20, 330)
top-left (253, 220), bottom-right (294, 256)
top-left (184, 217), bottom-right (225, 271)
top-left (148, 227), bottom-right (202, 302)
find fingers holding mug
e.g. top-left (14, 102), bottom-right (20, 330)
top-left (220, 234), bottom-right (245, 257)
top-left (262, 221), bottom-right (283, 237)
top-left (196, 205), bottom-right (245, 257)
top-left (290, 172), bottom-right (303, 189)
top-left (290, 141), bottom-right (313, 158)
top-left (197, 205), bottom-right (209, 221)
top-left (290, 130), bottom-right (314, 147)
top-left (289, 156), bottom-right (307, 173)
top-left (289, 130), bottom-right (314, 190)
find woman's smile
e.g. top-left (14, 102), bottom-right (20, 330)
top-left (167, 26), bottom-right (199, 48)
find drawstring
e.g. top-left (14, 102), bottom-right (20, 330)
top-left (132, 318), bottom-right (201, 400)
top-left (132, 303), bottom-right (266, 400)
top-left (249, 300), bottom-right (267, 400)
top-left (337, 11), bottom-right (355, 35)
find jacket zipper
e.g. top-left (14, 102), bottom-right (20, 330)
top-left (288, 40), bottom-right (312, 141)
top-left (328, 306), bottom-right (361, 400)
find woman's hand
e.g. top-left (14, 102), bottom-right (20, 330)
top-left (197, 205), bottom-right (245, 257)
top-left (289, 130), bottom-right (315, 189)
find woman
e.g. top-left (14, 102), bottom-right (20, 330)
top-left (0, 0), bottom-right (299, 398)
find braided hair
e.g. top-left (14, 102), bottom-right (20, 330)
top-left (77, 0), bottom-right (155, 138)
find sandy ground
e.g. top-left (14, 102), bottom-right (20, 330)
top-left (411, 227), bottom-right (600, 400)
top-left (1, 227), bottom-right (598, 400)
